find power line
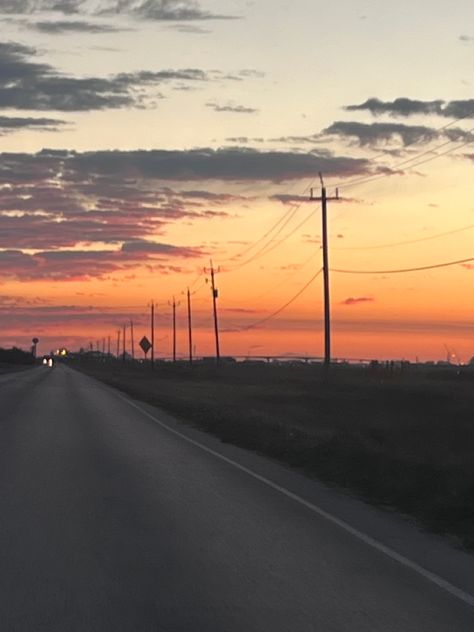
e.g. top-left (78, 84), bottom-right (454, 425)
top-left (225, 207), bottom-right (317, 273)
top-left (230, 268), bottom-right (323, 332)
top-left (337, 133), bottom-right (474, 192)
top-left (331, 257), bottom-right (474, 274)
top-left (333, 223), bottom-right (474, 251)
top-left (220, 179), bottom-right (316, 266)
top-left (331, 106), bottom-right (474, 190)
top-left (251, 251), bottom-right (317, 301)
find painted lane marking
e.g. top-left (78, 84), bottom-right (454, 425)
top-left (111, 389), bottom-right (474, 609)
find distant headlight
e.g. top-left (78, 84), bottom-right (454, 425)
top-left (43, 358), bottom-right (48, 365)
top-left (48, 358), bottom-right (53, 367)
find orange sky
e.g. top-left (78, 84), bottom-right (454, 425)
top-left (0, 1), bottom-right (473, 362)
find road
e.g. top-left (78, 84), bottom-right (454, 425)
top-left (0, 364), bottom-right (473, 631)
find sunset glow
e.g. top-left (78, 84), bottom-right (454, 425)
top-left (1, 0), bottom-right (473, 362)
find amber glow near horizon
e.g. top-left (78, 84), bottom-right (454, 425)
top-left (0, 0), bottom-right (473, 362)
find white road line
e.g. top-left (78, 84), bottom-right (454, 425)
top-left (114, 389), bottom-right (474, 609)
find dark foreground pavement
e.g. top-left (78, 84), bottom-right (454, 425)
top-left (0, 364), bottom-right (473, 631)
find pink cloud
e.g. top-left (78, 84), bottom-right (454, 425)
top-left (341, 296), bottom-right (374, 306)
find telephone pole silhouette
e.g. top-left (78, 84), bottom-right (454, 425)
top-left (187, 288), bottom-right (193, 365)
top-left (150, 301), bottom-right (155, 370)
top-left (122, 323), bottom-right (126, 362)
top-left (130, 319), bottom-right (135, 360)
top-left (107, 335), bottom-right (111, 356)
top-left (116, 329), bottom-right (121, 358)
top-left (205, 260), bottom-right (220, 364)
top-left (310, 173), bottom-right (341, 372)
top-left (169, 297), bottom-right (180, 362)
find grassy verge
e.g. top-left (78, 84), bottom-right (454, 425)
top-left (0, 363), bottom-right (34, 375)
top-left (73, 359), bottom-right (474, 551)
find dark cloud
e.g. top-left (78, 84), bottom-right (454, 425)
top-left (103, 0), bottom-right (237, 22)
top-left (0, 146), bottom-right (388, 279)
top-left (0, 114), bottom-right (66, 133)
top-left (345, 97), bottom-right (474, 119)
top-left (31, 20), bottom-right (123, 33)
top-left (206, 102), bottom-right (258, 114)
top-left (0, 41), bottom-right (214, 112)
top-left (341, 297), bottom-right (374, 306)
top-left (0, 245), bottom-right (203, 281)
top-left (323, 121), bottom-right (473, 147)
top-left (0, 1), bottom-right (81, 13)
top-left (65, 147), bottom-right (378, 181)
top-left (121, 239), bottom-right (204, 257)
top-left (0, 0), bottom-right (237, 21)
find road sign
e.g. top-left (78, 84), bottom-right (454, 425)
top-left (139, 336), bottom-right (152, 354)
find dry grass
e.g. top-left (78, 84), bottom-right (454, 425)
top-left (75, 359), bottom-right (474, 551)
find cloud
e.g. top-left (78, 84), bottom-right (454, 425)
top-left (0, 41), bottom-right (216, 112)
top-left (121, 239), bottom-right (204, 257)
top-left (345, 97), bottom-right (474, 119)
top-left (64, 147), bottom-right (380, 181)
top-left (30, 19), bottom-right (124, 33)
top-left (0, 245), bottom-right (204, 281)
top-left (101, 0), bottom-right (237, 21)
top-left (0, 0), bottom-right (237, 21)
top-left (0, 146), bottom-right (389, 280)
top-left (459, 35), bottom-right (474, 42)
top-left (323, 121), bottom-right (473, 147)
top-left (206, 102), bottom-right (259, 114)
top-left (0, 115), bottom-right (66, 133)
top-left (341, 297), bottom-right (374, 306)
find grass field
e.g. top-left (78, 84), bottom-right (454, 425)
top-left (0, 363), bottom-right (34, 375)
top-left (73, 358), bottom-right (474, 551)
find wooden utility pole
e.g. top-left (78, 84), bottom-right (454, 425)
top-left (122, 323), bottom-right (126, 362)
top-left (169, 297), bottom-right (178, 362)
top-left (107, 335), bottom-right (111, 356)
top-left (187, 288), bottom-right (193, 365)
top-left (150, 301), bottom-right (155, 370)
top-left (130, 319), bottom-right (135, 360)
top-left (116, 329), bottom-right (121, 358)
top-left (206, 260), bottom-right (220, 364)
top-left (310, 173), bottom-right (340, 372)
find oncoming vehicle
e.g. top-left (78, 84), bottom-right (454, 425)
top-left (42, 356), bottom-right (54, 367)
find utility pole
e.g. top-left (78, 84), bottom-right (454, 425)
top-left (116, 329), bottom-right (121, 358)
top-left (107, 335), bottom-right (111, 356)
top-left (187, 288), bottom-right (193, 365)
top-left (150, 301), bottom-right (155, 370)
top-left (206, 260), bottom-right (220, 364)
top-left (122, 323), bottom-right (126, 362)
top-left (310, 173), bottom-right (340, 372)
top-left (169, 297), bottom-right (179, 362)
top-left (102, 338), bottom-right (105, 355)
top-left (130, 319), bottom-right (135, 360)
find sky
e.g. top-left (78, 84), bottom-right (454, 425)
top-left (0, 0), bottom-right (473, 362)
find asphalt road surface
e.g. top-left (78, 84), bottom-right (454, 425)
top-left (0, 364), bottom-right (473, 631)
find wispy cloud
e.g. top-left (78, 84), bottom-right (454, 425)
top-left (0, 0), bottom-right (238, 21)
top-left (0, 115), bottom-right (67, 133)
top-left (206, 102), bottom-right (259, 114)
top-left (30, 19), bottom-right (125, 33)
top-left (341, 297), bottom-right (374, 306)
top-left (323, 121), bottom-right (473, 147)
top-left (0, 41), bottom-right (225, 113)
top-left (345, 97), bottom-right (474, 119)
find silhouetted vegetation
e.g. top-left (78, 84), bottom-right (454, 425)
top-left (75, 359), bottom-right (474, 551)
top-left (0, 347), bottom-right (35, 373)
